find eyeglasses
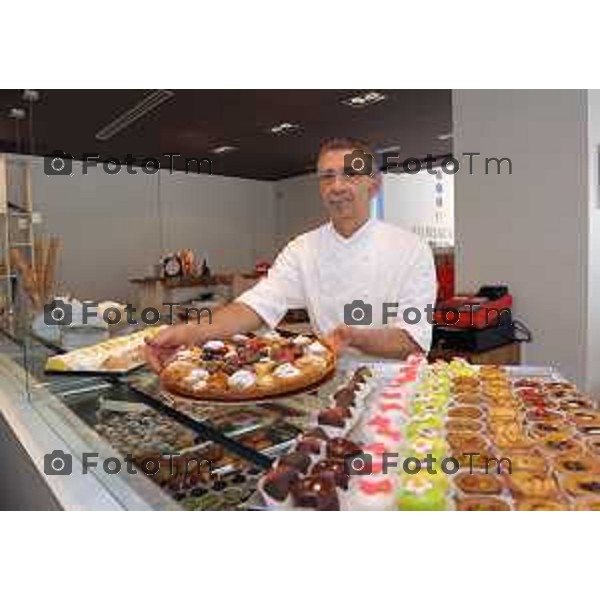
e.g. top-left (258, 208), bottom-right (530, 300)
top-left (316, 168), bottom-right (375, 185)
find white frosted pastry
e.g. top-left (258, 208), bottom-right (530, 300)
top-left (307, 341), bottom-right (327, 355)
top-left (228, 369), bottom-right (257, 389)
top-left (262, 330), bottom-right (283, 341)
top-left (292, 335), bottom-right (312, 346)
top-left (203, 340), bottom-right (225, 351)
top-left (273, 362), bottom-right (301, 378)
top-left (184, 368), bottom-right (209, 384)
top-left (232, 334), bottom-right (249, 343)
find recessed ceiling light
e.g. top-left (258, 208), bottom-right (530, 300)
top-left (341, 91), bottom-right (387, 108)
top-left (211, 145), bottom-right (238, 154)
top-left (8, 107), bottom-right (26, 119)
top-left (269, 122), bottom-right (301, 135)
top-left (96, 89), bottom-right (175, 141)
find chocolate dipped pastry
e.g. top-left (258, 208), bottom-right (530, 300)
top-left (261, 465), bottom-right (300, 503)
top-left (295, 436), bottom-right (324, 456)
top-left (278, 451), bottom-right (311, 475)
top-left (311, 459), bottom-right (350, 489)
top-left (333, 387), bottom-right (357, 409)
top-left (303, 427), bottom-right (329, 441)
top-left (326, 437), bottom-right (362, 460)
top-left (291, 474), bottom-right (340, 510)
top-left (317, 407), bottom-right (352, 429)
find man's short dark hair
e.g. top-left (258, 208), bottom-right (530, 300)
top-left (318, 137), bottom-right (375, 160)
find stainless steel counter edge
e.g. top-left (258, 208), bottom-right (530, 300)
top-left (0, 355), bottom-right (179, 511)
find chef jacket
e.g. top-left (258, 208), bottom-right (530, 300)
top-left (237, 218), bottom-right (437, 351)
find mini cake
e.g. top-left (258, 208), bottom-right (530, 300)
top-left (260, 465), bottom-right (300, 506)
top-left (525, 408), bottom-right (565, 423)
top-left (291, 474), bottom-right (340, 510)
top-left (406, 416), bottom-right (445, 440)
top-left (326, 438), bottom-right (362, 461)
top-left (453, 472), bottom-right (503, 495)
top-left (348, 477), bottom-right (397, 511)
top-left (562, 473), bottom-right (600, 498)
top-left (516, 498), bottom-right (569, 511)
top-left (365, 423), bottom-right (404, 447)
top-left (552, 454), bottom-right (600, 474)
top-left (507, 472), bottom-right (559, 499)
top-left (303, 427), bottom-right (329, 441)
top-left (559, 397), bottom-right (593, 412)
top-left (447, 406), bottom-right (483, 420)
top-left (311, 459), bottom-right (350, 490)
top-left (317, 407), bottom-right (352, 435)
top-left (501, 451), bottom-right (547, 474)
top-left (456, 496), bottom-right (511, 511)
top-left (452, 393), bottom-right (481, 405)
top-left (333, 387), bottom-right (357, 409)
top-left (397, 472), bottom-right (450, 511)
top-left (573, 499), bottom-right (600, 510)
top-left (295, 436), bottom-right (325, 456)
top-left (278, 451), bottom-right (312, 475)
top-left (446, 419), bottom-right (482, 433)
top-left (540, 435), bottom-right (581, 456)
top-left (407, 436), bottom-right (447, 461)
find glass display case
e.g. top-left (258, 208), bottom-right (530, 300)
top-left (0, 317), bottom-right (367, 510)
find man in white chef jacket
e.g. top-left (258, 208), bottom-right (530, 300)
top-left (146, 139), bottom-right (436, 371)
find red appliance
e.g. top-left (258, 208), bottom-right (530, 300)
top-left (434, 286), bottom-right (513, 329)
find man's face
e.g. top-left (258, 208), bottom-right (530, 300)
top-left (318, 149), bottom-right (380, 225)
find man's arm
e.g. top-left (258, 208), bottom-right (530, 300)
top-left (326, 324), bottom-right (422, 359)
top-left (145, 302), bottom-right (264, 371)
top-left (146, 238), bottom-right (306, 371)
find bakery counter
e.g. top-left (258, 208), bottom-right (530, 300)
top-left (0, 325), bottom-right (370, 510)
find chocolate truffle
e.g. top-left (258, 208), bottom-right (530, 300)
top-left (296, 437), bottom-right (323, 456)
top-left (311, 459), bottom-right (350, 489)
top-left (333, 387), bottom-right (356, 408)
top-left (262, 466), bottom-right (300, 502)
top-left (304, 427), bottom-right (329, 441)
top-left (278, 451), bottom-right (311, 474)
top-left (291, 474), bottom-right (340, 510)
top-left (318, 407), bottom-right (351, 429)
top-left (326, 437), bottom-right (362, 460)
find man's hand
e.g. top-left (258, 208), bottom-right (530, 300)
top-left (144, 301), bottom-right (265, 372)
top-left (325, 324), bottom-right (355, 354)
top-left (145, 323), bottom-right (204, 372)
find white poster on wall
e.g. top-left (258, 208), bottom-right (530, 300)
top-left (381, 169), bottom-right (454, 246)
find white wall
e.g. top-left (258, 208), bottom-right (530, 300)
top-left (453, 90), bottom-right (589, 385)
top-left (586, 90), bottom-right (600, 394)
top-left (29, 156), bottom-right (277, 301)
top-left (273, 173), bottom-right (325, 249)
